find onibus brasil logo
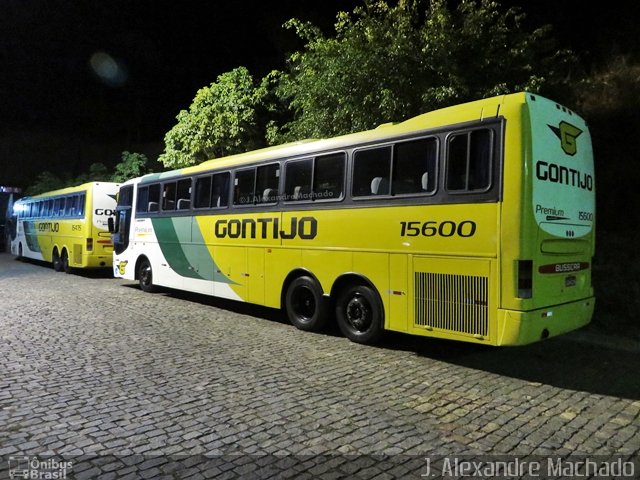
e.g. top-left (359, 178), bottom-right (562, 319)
top-left (8, 456), bottom-right (73, 479)
top-left (548, 121), bottom-right (583, 156)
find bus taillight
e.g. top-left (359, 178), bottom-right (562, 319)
top-left (86, 238), bottom-right (93, 251)
top-left (517, 260), bottom-right (533, 299)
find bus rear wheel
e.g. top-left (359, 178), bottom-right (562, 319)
top-left (138, 258), bottom-right (157, 293)
top-left (61, 249), bottom-right (71, 274)
top-left (335, 284), bottom-right (384, 344)
top-left (285, 276), bottom-right (329, 332)
top-left (52, 249), bottom-right (63, 272)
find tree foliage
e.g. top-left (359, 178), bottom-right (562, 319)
top-left (158, 67), bottom-right (266, 168)
top-left (271, 0), bottom-right (576, 142)
top-left (112, 151), bottom-right (152, 183)
top-left (24, 171), bottom-right (68, 196)
top-left (74, 162), bottom-right (112, 184)
top-left (24, 152), bottom-right (152, 195)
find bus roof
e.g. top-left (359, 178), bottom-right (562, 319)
top-left (141, 92), bottom-right (536, 184)
top-left (17, 181), bottom-right (120, 202)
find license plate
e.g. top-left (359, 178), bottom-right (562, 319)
top-left (565, 275), bottom-right (577, 287)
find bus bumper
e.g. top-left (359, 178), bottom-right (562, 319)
top-left (83, 254), bottom-right (112, 268)
top-left (496, 297), bottom-right (595, 346)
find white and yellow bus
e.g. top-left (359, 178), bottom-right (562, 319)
top-left (111, 92), bottom-right (595, 346)
top-left (10, 182), bottom-right (120, 272)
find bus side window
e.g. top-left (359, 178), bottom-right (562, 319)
top-left (256, 163), bottom-right (280, 204)
top-left (162, 182), bottom-right (177, 211)
top-left (446, 129), bottom-right (493, 192)
top-left (212, 172), bottom-right (230, 208)
top-left (194, 176), bottom-right (212, 209)
top-left (176, 178), bottom-right (191, 210)
top-left (314, 153), bottom-right (345, 200)
top-left (352, 146), bottom-right (391, 197)
top-left (53, 197), bottom-right (63, 216)
top-left (392, 138), bottom-right (438, 194)
top-left (137, 184), bottom-right (160, 213)
top-left (136, 186), bottom-right (149, 213)
top-left (148, 184), bottom-right (161, 211)
top-left (68, 195), bottom-right (78, 217)
top-left (234, 169), bottom-right (256, 205)
top-left (285, 159), bottom-right (312, 202)
top-left (77, 194), bottom-right (86, 216)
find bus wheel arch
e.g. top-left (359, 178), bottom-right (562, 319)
top-left (52, 247), bottom-right (63, 272)
top-left (332, 274), bottom-right (385, 345)
top-left (282, 269), bottom-right (330, 332)
top-left (136, 256), bottom-right (157, 293)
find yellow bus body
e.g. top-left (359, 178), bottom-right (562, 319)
top-left (113, 92), bottom-right (595, 346)
top-left (10, 182), bottom-right (119, 270)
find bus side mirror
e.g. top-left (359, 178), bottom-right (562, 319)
top-left (107, 217), bottom-right (115, 233)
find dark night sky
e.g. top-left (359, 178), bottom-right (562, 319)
top-left (1, 0), bottom-right (638, 188)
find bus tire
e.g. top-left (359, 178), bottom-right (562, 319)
top-left (17, 243), bottom-right (23, 260)
top-left (61, 249), bottom-right (71, 274)
top-left (52, 249), bottom-right (63, 272)
top-left (285, 276), bottom-right (329, 332)
top-left (335, 284), bottom-right (384, 344)
top-left (138, 258), bottom-right (157, 293)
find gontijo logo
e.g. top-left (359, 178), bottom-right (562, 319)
top-left (548, 121), bottom-right (583, 156)
top-left (118, 260), bottom-right (128, 275)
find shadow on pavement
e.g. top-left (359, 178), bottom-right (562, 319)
top-left (130, 283), bottom-right (640, 401)
top-left (381, 327), bottom-right (640, 401)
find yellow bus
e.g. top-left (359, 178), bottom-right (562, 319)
top-left (10, 182), bottom-right (120, 272)
top-left (111, 92), bottom-right (595, 346)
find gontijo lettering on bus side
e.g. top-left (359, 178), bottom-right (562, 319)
top-left (214, 216), bottom-right (317, 240)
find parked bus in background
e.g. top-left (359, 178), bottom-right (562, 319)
top-left (10, 182), bottom-right (119, 272)
top-left (1, 185), bottom-right (22, 252)
top-left (110, 92), bottom-right (595, 346)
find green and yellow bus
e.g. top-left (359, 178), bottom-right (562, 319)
top-left (10, 182), bottom-right (120, 271)
top-left (111, 92), bottom-right (595, 346)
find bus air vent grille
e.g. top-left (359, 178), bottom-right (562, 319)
top-left (73, 245), bottom-right (83, 265)
top-left (414, 272), bottom-right (488, 336)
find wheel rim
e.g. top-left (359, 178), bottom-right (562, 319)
top-left (345, 295), bottom-right (371, 332)
top-left (292, 286), bottom-right (316, 320)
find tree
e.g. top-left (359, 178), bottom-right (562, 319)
top-left (111, 151), bottom-right (152, 182)
top-left (73, 162), bottom-right (111, 185)
top-left (575, 55), bottom-right (640, 233)
top-left (159, 67), bottom-right (266, 168)
top-left (24, 171), bottom-right (67, 195)
top-left (271, 0), bottom-right (577, 142)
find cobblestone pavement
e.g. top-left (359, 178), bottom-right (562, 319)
top-left (1, 253), bottom-right (639, 479)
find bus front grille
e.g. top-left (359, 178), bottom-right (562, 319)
top-left (414, 272), bottom-right (488, 336)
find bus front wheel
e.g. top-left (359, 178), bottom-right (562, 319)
top-left (285, 276), bottom-right (329, 332)
top-left (138, 258), bottom-right (157, 293)
top-left (335, 284), bottom-right (384, 344)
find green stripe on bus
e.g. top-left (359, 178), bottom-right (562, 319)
top-left (151, 217), bottom-right (234, 284)
top-left (23, 221), bottom-right (43, 253)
